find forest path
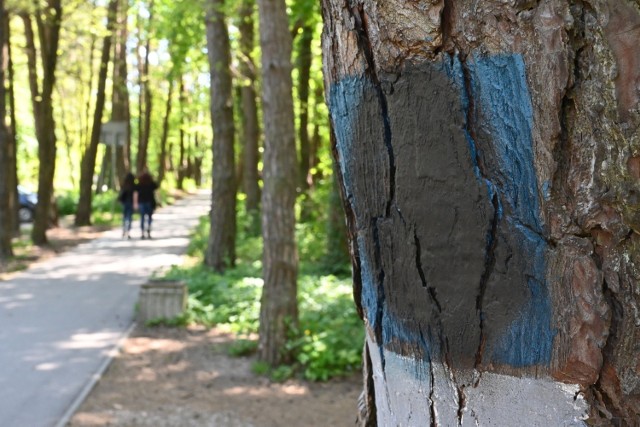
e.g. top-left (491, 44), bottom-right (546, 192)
top-left (0, 191), bottom-right (210, 427)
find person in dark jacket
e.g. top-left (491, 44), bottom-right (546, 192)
top-left (135, 168), bottom-right (159, 239)
top-left (118, 172), bottom-right (136, 239)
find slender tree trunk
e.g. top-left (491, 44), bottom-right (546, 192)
top-left (112, 0), bottom-right (130, 178)
top-left (21, 0), bottom-right (62, 245)
top-left (157, 79), bottom-right (174, 183)
top-left (238, 0), bottom-right (261, 218)
top-left (96, 150), bottom-right (108, 194)
top-left (0, 0), bottom-right (13, 260)
top-left (308, 84), bottom-right (324, 185)
top-left (83, 36), bottom-right (97, 156)
top-left (176, 78), bottom-right (186, 190)
top-left (323, 0), bottom-right (640, 424)
top-left (136, 0), bottom-right (154, 173)
top-left (75, 0), bottom-right (118, 226)
top-left (256, 0), bottom-right (298, 367)
top-left (55, 85), bottom-right (77, 189)
top-left (4, 9), bottom-right (18, 235)
top-left (204, 0), bottom-right (237, 272)
top-left (297, 24), bottom-right (313, 192)
top-left (193, 133), bottom-right (203, 186)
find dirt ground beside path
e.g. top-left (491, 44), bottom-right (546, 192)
top-left (68, 325), bottom-right (362, 427)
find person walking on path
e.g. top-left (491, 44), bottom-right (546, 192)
top-left (117, 172), bottom-right (136, 239)
top-left (135, 168), bottom-right (158, 239)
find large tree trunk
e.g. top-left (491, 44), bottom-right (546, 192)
top-left (238, 0), bottom-right (261, 219)
top-left (256, 0), bottom-right (298, 367)
top-left (75, 0), bottom-right (118, 226)
top-left (22, 1), bottom-right (62, 246)
top-left (0, 0), bottom-right (13, 260)
top-left (322, 0), bottom-right (640, 425)
top-left (204, 0), bottom-right (237, 272)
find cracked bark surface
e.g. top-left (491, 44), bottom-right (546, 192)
top-left (323, 0), bottom-right (640, 425)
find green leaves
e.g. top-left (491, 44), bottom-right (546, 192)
top-left (166, 202), bottom-right (361, 381)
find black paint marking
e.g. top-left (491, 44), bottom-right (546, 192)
top-left (414, 228), bottom-right (428, 288)
top-left (348, 2), bottom-right (396, 218)
top-left (372, 218), bottom-right (386, 347)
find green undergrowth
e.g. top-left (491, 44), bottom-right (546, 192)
top-left (163, 207), bottom-right (363, 382)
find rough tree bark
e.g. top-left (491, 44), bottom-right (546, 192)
top-left (75, 0), bottom-right (118, 226)
top-left (204, 0), bottom-right (237, 272)
top-left (322, 0), bottom-right (640, 425)
top-left (238, 0), bottom-right (261, 218)
top-left (256, 0), bottom-right (299, 366)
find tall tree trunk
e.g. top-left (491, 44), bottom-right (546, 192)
top-left (238, 0), bottom-right (261, 218)
top-left (193, 133), bottom-right (203, 186)
top-left (55, 85), bottom-right (77, 189)
top-left (0, 0), bottom-right (13, 260)
top-left (135, 0), bottom-right (153, 173)
top-left (176, 78), bottom-right (186, 190)
top-left (4, 9), bottom-right (18, 235)
top-left (75, 0), bottom-right (118, 226)
top-left (96, 150), bottom-right (109, 194)
top-left (256, 0), bottom-right (298, 367)
top-left (296, 24), bottom-right (313, 192)
top-left (323, 0), bottom-right (640, 424)
top-left (81, 31), bottom-right (97, 164)
top-left (308, 83), bottom-right (324, 186)
top-left (21, 0), bottom-right (62, 246)
top-left (157, 79), bottom-right (174, 183)
top-left (204, 0), bottom-right (237, 272)
top-left (112, 0), bottom-right (130, 177)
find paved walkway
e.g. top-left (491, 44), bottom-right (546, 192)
top-left (0, 191), bottom-right (210, 427)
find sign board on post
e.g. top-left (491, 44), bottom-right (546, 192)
top-left (100, 121), bottom-right (128, 197)
top-left (100, 121), bottom-right (127, 146)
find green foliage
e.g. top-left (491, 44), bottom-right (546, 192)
top-left (270, 365), bottom-right (295, 382)
top-left (249, 361), bottom-right (294, 382)
top-left (92, 190), bottom-right (120, 213)
top-left (165, 200), bottom-right (360, 381)
top-left (227, 339), bottom-right (258, 357)
top-left (291, 275), bottom-right (363, 381)
top-left (56, 191), bottom-right (78, 216)
top-left (251, 361), bottom-right (270, 376)
top-left (164, 263), bottom-right (262, 333)
top-left (145, 314), bottom-right (189, 327)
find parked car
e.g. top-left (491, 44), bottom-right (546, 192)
top-left (18, 186), bottom-right (38, 223)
